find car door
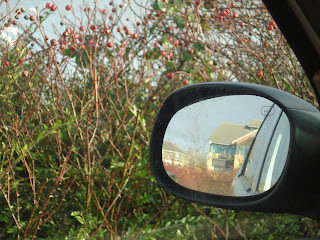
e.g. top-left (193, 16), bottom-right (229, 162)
top-left (232, 103), bottom-right (283, 195)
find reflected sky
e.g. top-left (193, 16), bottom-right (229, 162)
top-left (164, 95), bottom-right (273, 153)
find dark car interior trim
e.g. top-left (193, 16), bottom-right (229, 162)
top-left (149, 82), bottom-right (320, 220)
top-left (262, 0), bottom-right (320, 102)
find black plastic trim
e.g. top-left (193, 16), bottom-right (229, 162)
top-left (149, 82), bottom-right (320, 220)
top-left (262, 0), bottom-right (320, 101)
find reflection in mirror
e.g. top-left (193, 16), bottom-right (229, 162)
top-left (162, 95), bottom-right (290, 197)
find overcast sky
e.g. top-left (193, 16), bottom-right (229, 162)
top-left (1, 0), bottom-right (144, 44)
top-left (164, 95), bottom-right (273, 153)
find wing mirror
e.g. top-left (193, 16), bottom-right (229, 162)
top-left (149, 82), bottom-right (320, 220)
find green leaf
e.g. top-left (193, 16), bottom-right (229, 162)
top-left (158, 0), bottom-right (183, 14)
top-left (151, 0), bottom-right (160, 10)
top-left (85, 34), bottom-right (92, 41)
top-left (55, 119), bottom-right (62, 126)
top-left (163, 34), bottom-right (170, 45)
top-left (165, 61), bottom-right (177, 71)
top-left (36, 131), bottom-right (45, 141)
top-left (193, 42), bottom-right (205, 52)
top-left (200, 20), bottom-right (210, 31)
top-left (62, 49), bottom-right (70, 56)
top-left (22, 144), bottom-right (28, 152)
top-left (187, 13), bottom-right (197, 22)
top-left (174, 16), bottom-right (185, 28)
top-left (145, 48), bottom-right (161, 60)
top-left (110, 161), bottom-right (125, 169)
top-left (182, 50), bottom-right (193, 61)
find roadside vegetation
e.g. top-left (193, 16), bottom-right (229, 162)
top-left (0, 0), bottom-right (319, 239)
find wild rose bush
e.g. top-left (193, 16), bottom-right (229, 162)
top-left (0, 0), bottom-right (319, 239)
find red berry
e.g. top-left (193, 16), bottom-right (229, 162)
top-left (167, 72), bottom-right (174, 79)
top-left (22, 70), bottom-right (29, 77)
top-left (105, 28), bottom-right (111, 34)
top-left (161, 51), bottom-right (166, 56)
top-left (257, 71), bottom-right (263, 77)
top-left (79, 36), bottom-right (84, 42)
top-left (240, 22), bottom-right (245, 27)
top-left (4, 61), bottom-right (9, 66)
top-left (50, 39), bottom-right (58, 46)
top-left (123, 26), bottom-right (129, 31)
top-left (90, 25), bottom-right (97, 31)
top-left (227, 60), bottom-right (232, 65)
top-left (80, 26), bottom-right (85, 32)
top-left (12, 20), bottom-right (17, 25)
top-left (63, 31), bottom-right (69, 37)
top-left (132, 33), bottom-right (138, 39)
top-left (231, 3), bottom-right (236, 7)
top-left (270, 20), bottom-right (276, 26)
top-left (46, 3), bottom-right (51, 9)
top-left (70, 45), bottom-right (76, 51)
top-left (125, 30), bottom-right (132, 35)
top-left (233, 12), bottom-right (239, 18)
top-left (18, 58), bottom-right (23, 63)
top-left (102, 9), bottom-right (107, 14)
top-left (168, 26), bottom-right (173, 31)
top-left (154, 41), bottom-right (159, 47)
top-left (225, 9), bottom-right (230, 14)
top-left (112, 8), bottom-right (116, 13)
top-left (16, 9), bottom-right (22, 15)
top-left (109, 1), bottom-right (113, 5)
top-left (89, 39), bottom-right (94, 45)
top-left (183, 80), bottom-right (189, 85)
top-left (50, 4), bottom-right (57, 11)
top-left (117, 27), bottom-right (121, 32)
top-left (141, 39), bottom-right (146, 44)
top-left (107, 42), bottom-right (113, 48)
top-left (30, 15), bottom-right (36, 21)
top-left (268, 25), bottom-right (273, 31)
top-left (189, 49), bottom-right (194, 54)
top-left (119, 4), bottom-right (123, 8)
top-left (168, 52), bottom-right (173, 58)
top-left (66, 5), bottom-right (72, 11)
top-left (44, 35), bottom-right (49, 41)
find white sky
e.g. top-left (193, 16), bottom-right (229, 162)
top-left (1, 0), bottom-right (145, 43)
top-left (164, 95), bottom-right (273, 153)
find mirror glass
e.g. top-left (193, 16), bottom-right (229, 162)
top-left (162, 95), bottom-right (290, 197)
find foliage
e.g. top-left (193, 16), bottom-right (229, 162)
top-left (0, 0), bottom-right (319, 239)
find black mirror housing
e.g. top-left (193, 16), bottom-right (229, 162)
top-left (149, 82), bottom-right (320, 220)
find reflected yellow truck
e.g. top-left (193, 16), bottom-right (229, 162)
top-left (207, 120), bottom-right (262, 172)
